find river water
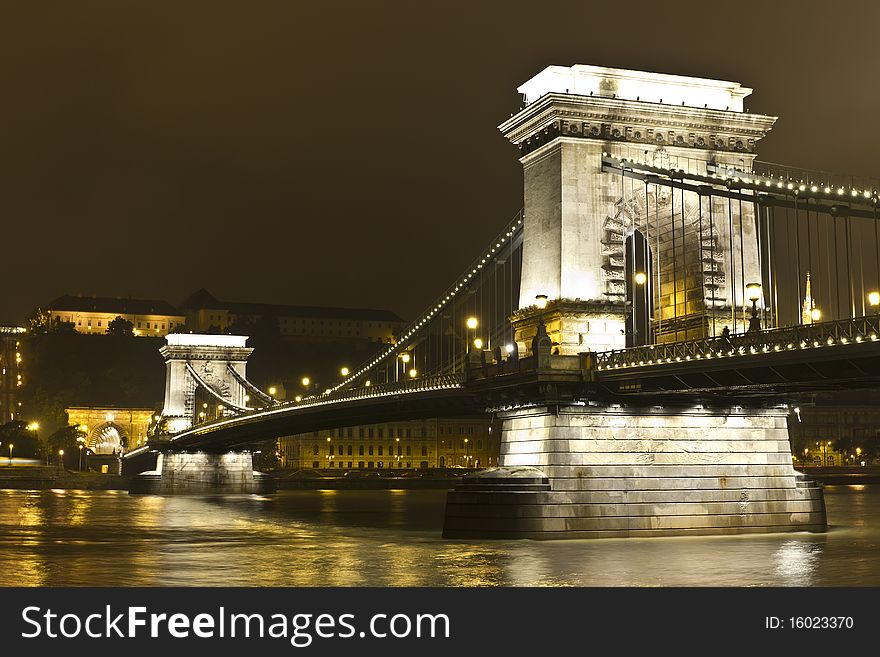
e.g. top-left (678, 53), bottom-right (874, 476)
top-left (1, 485), bottom-right (878, 586)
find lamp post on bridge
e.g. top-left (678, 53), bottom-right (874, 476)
top-left (746, 282), bottom-right (763, 333)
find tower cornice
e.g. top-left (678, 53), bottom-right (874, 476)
top-left (500, 93), bottom-right (777, 158)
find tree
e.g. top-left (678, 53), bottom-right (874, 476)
top-left (26, 307), bottom-right (75, 334)
top-left (47, 425), bottom-right (86, 468)
top-left (253, 439), bottom-right (281, 471)
top-left (862, 432), bottom-right (880, 464)
top-left (106, 316), bottom-right (134, 336)
top-left (0, 421), bottom-right (44, 459)
top-left (226, 317), bottom-right (255, 335)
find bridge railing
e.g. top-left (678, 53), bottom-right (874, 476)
top-left (234, 374), bottom-right (467, 415)
top-left (594, 315), bottom-right (880, 371)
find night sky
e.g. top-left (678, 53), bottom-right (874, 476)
top-left (3, 1), bottom-right (879, 325)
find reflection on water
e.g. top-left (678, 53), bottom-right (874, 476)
top-left (1, 485), bottom-right (878, 586)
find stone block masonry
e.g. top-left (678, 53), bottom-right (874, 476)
top-left (444, 404), bottom-right (826, 539)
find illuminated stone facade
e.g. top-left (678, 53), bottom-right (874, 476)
top-left (66, 406), bottom-right (154, 453)
top-left (499, 64), bottom-right (774, 353)
top-left (279, 418), bottom-right (497, 470)
top-left (159, 334), bottom-right (254, 432)
top-left (48, 295), bottom-right (185, 337)
top-left (443, 65), bottom-right (826, 539)
top-left (445, 404), bottom-right (826, 539)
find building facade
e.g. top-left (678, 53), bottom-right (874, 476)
top-left (279, 418), bottom-right (498, 470)
top-left (788, 404), bottom-right (880, 466)
top-left (181, 289), bottom-right (405, 344)
top-left (65, 406), bottom-right (155, 453)
top-left (0, 326), bottom-right (25, 423)
top-left (48, 295), bottom-right (185, 337)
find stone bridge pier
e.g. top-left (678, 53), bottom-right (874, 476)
top-left (128, 333), bottom-right (276, 495)
top-left (443, 403), bottom-right (826, 539)
top-left (129, 450), bottom-right (275, 494)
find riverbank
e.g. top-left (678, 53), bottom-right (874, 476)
top-left (275, 475), bottom-right (461, 490)
top-left (0, 466), bottom-right (130, 490)
top-left (798, 466), bottom-right (880, 484)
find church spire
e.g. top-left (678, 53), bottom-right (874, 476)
top-left (802, 272), bottom-right (815, 324)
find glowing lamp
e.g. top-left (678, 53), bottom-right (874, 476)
top-left (746, 282), bottom-right (762, 302)
top-left (634, 272), bottom-right (647, 285)
top-left (466, 317), bottom-right (478, 329)
top-left (869, 291), bottom-right (880, 307)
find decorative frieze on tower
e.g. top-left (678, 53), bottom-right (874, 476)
top-left (500, 64), bottom-right (777, 354)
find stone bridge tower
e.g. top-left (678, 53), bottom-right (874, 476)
top-left (500, 65), bottom-right (777, 353)
top-left (160, 334), bottom-right (253, 433)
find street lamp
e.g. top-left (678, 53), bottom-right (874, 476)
top-left (78, 444), bottom-right (84, 471)
top-left (408, 368), bottom-right (418, 379)
top-left (634, 272), bottom-right (647, 286)
top-left (869, 291), bottom-right (880, 308)
top-left (463, 437), bottom-right (470, 467)
top-left (473, 338), bottom-right (483, 350)
top-left (810, 307), bottom-right (822, 322)
top-left (58, 449), bottom-right (64, 466)
top-left (7, 443), bottom-right (13, 463)
top-left (268, 386), bottom-right (278, 396)
top-left (301, 377), bottom-right (310, 388)
top-left (746, 282), bottom-right (763, 332)
top-left (397, 353), bottom-right (410, 382)
top-left (340, 367), bottom-right (349, 377)
top-left (466, 317), bottom-right (478, 330)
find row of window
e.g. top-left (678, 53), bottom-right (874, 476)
top-left (312, 425), bottom-right (483, 439)
top-left (310, 440), bottom-right (485, 456)
top-left (313, 461), bottom-right (429, 469)
top-left (54, 315), bottom-right (167, 330)
top-left (315, 444), bottom-right (430, 457)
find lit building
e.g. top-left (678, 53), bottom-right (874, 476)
top-left (65, 406), bottom-right (155, 453)
top-left (48, 295), bottom-right (185, 336)
top-left (788, 401), bottom-right (880, 466)
top-left (181, 289), bottom-right (405, 344)
top-left (0, 326), bottom-right (26, 423)
top-left (279, 418), bottom-right (498, 470)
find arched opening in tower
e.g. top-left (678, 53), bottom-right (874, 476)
top-left (625, 229), bottom-right (654, 347)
